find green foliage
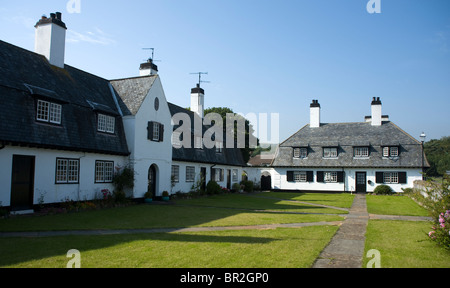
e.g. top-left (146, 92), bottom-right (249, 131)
top-left (240, 180), bottom-right (254, 193)
top-left (232, 183), bottom-right (241, 192)
top-left (410, 176), bottom-right (450, 249)
top-left (424, 136), bottom-right (450, 176)
top-left (206, 180), bottom-right (221, 195)
top-left (204, 107), bottom-right (259, 163)
top-left (374, 184), bottom-right (393, 195)
top-left (112, 166), bottom-right (134, 194)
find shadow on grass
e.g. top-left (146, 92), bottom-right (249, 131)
top-left (0, 231), bottom-right (281, 267)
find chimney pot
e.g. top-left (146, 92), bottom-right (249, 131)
top-left (56, 12), bottom-right (62, 20)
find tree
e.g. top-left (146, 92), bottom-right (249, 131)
top-left (204, 107), bottom-right (258, 163)
top-left (424, 136), bottom-right (450, 176)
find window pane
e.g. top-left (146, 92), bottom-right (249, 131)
top-left (56, 159), bottom-right (68, 183)
top-left (324, 172), bottom-right (337, 182)
top-left (293, 148), bottom-right (300, 158)
top-left (50, 103), bottom-right (62, 124)
top-left (383, 147), bottom-right (390, 157)
top-left (171, 165), bottom-right (179, 182)
top-left (355, 147), bottom-right (369, 157)
top-left (186, 166), bottom-right (195, 182)
top-left (37, 100), bottom-right (49, 122)
top-left (153, 122), bottom-right (160, 141)
top-left (390, 147), bottom-right (399, 157)
top-left (324, 148), bottom-right (337, 158)
top-left (68, 160), bottom-right (79, 183)
top-left (300, 148), bottom-right (308, 158)
top-left (294, 171), bottom-right (307, 182)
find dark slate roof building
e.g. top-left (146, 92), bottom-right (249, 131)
top-left (168, 102), bottom-right (246, 167)
top-left (272, 99), bottom-right (429, 169)
top-left (0, 40), bottom-right (129, 156)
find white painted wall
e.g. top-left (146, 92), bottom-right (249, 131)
top-left (245, 167), bottom-right (422, 193)
top-left (0, 146), bottom-right (127, 207)
top-left (171, 161), bottom-right (242, 193)
top-left (125, 76), bottom-right (173, 198)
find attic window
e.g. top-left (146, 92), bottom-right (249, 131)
top-left (383, 146), bottom-right (399, 157)
top-left (98, 114), bottom-right (115, 134)
top-left (323, 147), bottom-right (338, 158)
top-left (36, 100), bottom-right (62, 124)
top-left (294, 148), bottom-right (308, 159)
top-left (354, 147), bottom-right (369, 158)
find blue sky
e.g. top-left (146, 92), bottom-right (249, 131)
top-left (1, 0), bottom-right (449, 143)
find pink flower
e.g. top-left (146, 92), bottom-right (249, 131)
top-left (429, 231), bottom-right (436, 239)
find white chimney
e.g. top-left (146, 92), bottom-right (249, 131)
top-left (310, 100), bottom-right (321, 128)
top-left (191, 84), bottom-right (205, 118)
top-left (139, 59), bottom-right (158, 76)
top-left (371, 97), bottom-right (382, 126)
top-left (34, 12), bottom-right (67, 68)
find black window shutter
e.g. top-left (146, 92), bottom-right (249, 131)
top-left (147, 121), bottom-right (154, 140)
top-left (376, 172), bottom-right (384, 184)
top-left (398, 172), bottom-right (407, 184)
top-left (337, 171), bottom-right (344, 183)
top-left (159, 123), bottom-right (164, 142)
top-left (317, 171), bottom-right (324, 183)
top-left (287, 171), bottom-right (294, 182)
top-left (307, 171), bottom-right (314, 182)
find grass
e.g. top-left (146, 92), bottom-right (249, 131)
top-left (364, 220), bottom-right (450, 268)
top-left (1, 191), bottom-right (447, 268)
top-left (0, 226), bottom-right (338, 268)
top-left (366, 195), bottom-right (430, 216)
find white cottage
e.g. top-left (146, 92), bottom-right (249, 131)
top-left (0, 12), bottom-right (246, 212)
top-left (264, 98), bottom-right (429, 193)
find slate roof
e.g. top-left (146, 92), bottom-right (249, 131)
top-left (168, 103), bottom-right (246, 167)
top-left (272, 121), bottom-right (429, 168)
top-left (110, 76), bottom-right (157, 116)
top-left (0, 40), bottom-right (129, 155)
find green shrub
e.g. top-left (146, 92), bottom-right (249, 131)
top-left (240, 180), bottom-right (254, 193)
top-left (374, 185), bottom-right (393, 195)
top-left (232, 183), bottom-right (241, 192)
top-left (206, 181), bottom-right (221, 195)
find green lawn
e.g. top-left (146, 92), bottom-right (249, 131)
top-left (364, 220), bottom-right (450, 268)
top-left (259, 192), bottom-right (355, 209)
top-left (366, 195), bottom-right (429, 216)
top-left (0, 226), bottom-right (338, 268)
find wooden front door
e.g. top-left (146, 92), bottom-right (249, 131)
top-left (355, 172), bottom-right (367, 193)
top-left (10, 155), bottom-right (35, 211)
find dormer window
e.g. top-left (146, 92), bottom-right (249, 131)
top-left (383, 146), bottom-right (399, 157)
top-left (36, 99), bottom-right (62, 124)
top-left (323, 147), bottom-right (338, 158)
top-left (354, 147), bottom-right (369, 158)
top-left (294, 148), bottom-right (308, 159)
top-left (97, 114), bottom-right (115, 134)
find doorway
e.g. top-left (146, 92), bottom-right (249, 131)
top-left (261, 172), bottom-right (272, 191)
top-left (355, 172), bottom-right (367, 193)
top-left (200, 167), bottom-right (207, 192)
top-left (10, 155), bottom-right (35, 211)
top-left (148, 165), bottom-right (157, 197)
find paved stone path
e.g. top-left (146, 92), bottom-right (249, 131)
top-left (312, 193), bottom-right (369, 268)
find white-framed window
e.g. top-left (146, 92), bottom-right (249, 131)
top-left (95, 161), bottom-right (114, 183)
top-left (383, 146), bottom-right (399, 157)
top-left (186, 166), bottom-right (195, 182)
top-left (390, 146), bottom-right (399, 157)
top-left (232, 169), bottom-right (238, 182)
top-left (98, 114), bottom-right (115, 134)
top-left (294, 171), bottom-right (307, 182)
top-left (213, 168), bottom-right (224, 182)
top-left (153, 122), bottom-right (160, 141)
top-left (294, 148), bottom-right (308, 158)
top-left (171, 165), bottom-right (179, 183)
top-left (37, 100), bottom-right (62, 124)
top-left (354, 147), bottom-right (369, 158)
top-left (324, 171), bottom-right (338, 183)
top-left (56, 158), bottom-right (79, 184)
top-left (384, 172), bottom-right (399, 184)
top-left (323, 147), bottom-right (338, 158)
